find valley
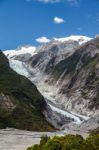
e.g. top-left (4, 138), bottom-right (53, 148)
top-left (1, 35), bottom-right (99, 150)
top-left (5, 48), bottom-right (90, 129)
top-left (3, 35), bottom-right (99, 131)
top-left (0, 1), bottom-right (99, 150)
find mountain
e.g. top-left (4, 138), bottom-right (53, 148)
top-left (0, 51), bottom-right (54, 131)
top-left (3, 35), bottom-right (99, 132)
top-left (1, 50), bottom-right (79, 130)
top-left (50, 37), bottom-right (99, 116)
top-left (3, 36), bottom-right (92, 62)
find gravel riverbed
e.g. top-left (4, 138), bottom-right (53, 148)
top-left (0, 128), bottom-right (88, 150)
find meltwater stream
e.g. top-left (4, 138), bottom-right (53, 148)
top-left (9, 59), bottom-right (89, 127)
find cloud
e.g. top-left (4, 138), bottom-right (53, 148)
top-left (54, 17), bottom-right (65, 24)
top-left (26, 0), bottom-right (79, 5)
top-left (35, 0), bottom-right (61, 3)
top-left (36, 36), bottom-right (50, 43)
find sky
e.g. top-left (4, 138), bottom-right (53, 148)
top-left (0, 0), bottom-right (99, 50)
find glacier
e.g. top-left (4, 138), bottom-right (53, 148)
top-left (7, 57), bottom-right (89, 127)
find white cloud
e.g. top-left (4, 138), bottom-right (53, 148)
top-left (54, 17), bottom-right (65, 24)
top-left (36, 0), bottom-right (60, 3)
top-left (36, 36), bottom-right (50, 43)
top-left (26, 0), bottom-right (79, 5)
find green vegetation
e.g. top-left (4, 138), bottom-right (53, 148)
top-left (0, 51), bottom-right (54, 131)
top-left (27, 133), bottom-right (99, 150)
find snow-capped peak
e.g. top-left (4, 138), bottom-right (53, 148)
top-left (53, 35), bottom-right (92, 45)
top-left (3, 35), bottom-right (92, 59)
top-left (3, 45), bottom-right (36, 58)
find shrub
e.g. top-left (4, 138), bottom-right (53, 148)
top-left (26, 133), bottom-right (99, 150)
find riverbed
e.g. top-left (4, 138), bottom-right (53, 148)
top-left (0, 128), bottom-right (88, 150)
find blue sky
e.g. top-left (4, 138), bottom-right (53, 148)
top-left (0, 0), bottom-right (99, 50)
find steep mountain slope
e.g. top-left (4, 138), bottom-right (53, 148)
top-left (0, 51), bottom-right (54, 131)
top-left (29, 40), bottom-right (79, 74)
top-left (28, 35), bottom-right (92, 74)
top-left (50, 37), bottom-right (99, 116)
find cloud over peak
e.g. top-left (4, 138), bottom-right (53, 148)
top-left (36, 36), bottom-right (50, 43)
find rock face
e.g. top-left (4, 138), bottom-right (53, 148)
top-left (3, 35), bottom-right (99, 131)
top-left (50, 37), bottom-right (99, 117)
top-left (29, 40), bottom-right (79, 73)
top-left (0, 51), bottom-right (54, 131)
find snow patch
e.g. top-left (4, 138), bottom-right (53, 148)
top-left (54, 35), bottom-right (92, 45)
top-left (3, 46), bottom-right (36, 58)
